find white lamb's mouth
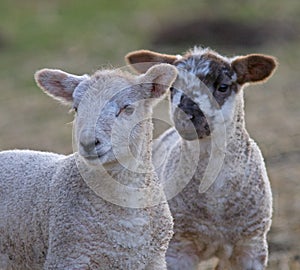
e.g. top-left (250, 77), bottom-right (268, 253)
top-left (84, 155), bottom-right (98, 161)
top-left (81, 148), bottom-right (112, 162)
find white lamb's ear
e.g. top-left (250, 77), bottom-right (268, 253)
top-left (34, 68), bottom-right (89, 104)
top-left (140, 63), bottom-right (178, 98)
top-left (125, 50), bottom-right (178, 74)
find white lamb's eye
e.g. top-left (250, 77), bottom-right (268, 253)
top-left (123, 105), bottom-right (135, 115)
top-left (116, 105), bottom-right (135, 117)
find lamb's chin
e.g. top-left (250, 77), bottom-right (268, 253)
top-left (176, 128), bottom-right (211, 141)
top-left (78, 153), bottom-right (115, 168)
top-left (178, 132), bottom-right (198, 141)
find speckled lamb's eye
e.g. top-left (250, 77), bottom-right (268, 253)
top-left (218, 84), bottom-right (229, 93)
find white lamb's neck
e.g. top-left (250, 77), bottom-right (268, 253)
top-left (87, 120), bottom-right (155, 189)
top-left (109, 165), bottom-right (154, 188)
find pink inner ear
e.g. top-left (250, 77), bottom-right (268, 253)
top-left (50, 79), bottom-right (74, 101)
top-left (44, 72), bottom-right (75, 101)
top-left (151, 83), bottom-right (159, 97)
top-left (35, 69), bottom-right (81, 102)
top-left (127, 50), bottom-right (177, 65)
top-left (150, 83), bottom-right (166, 98)
top-left (126, 50), bottom-right (178, 74)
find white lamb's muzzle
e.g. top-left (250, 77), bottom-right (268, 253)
top-left (79, 147), bottom-right (115, 167)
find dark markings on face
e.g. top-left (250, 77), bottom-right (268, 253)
top-left (175, 52), bottom-right (237, 105)
top-left (170, 87), bottom-right (210, 140)
top-left (171, 50), bottom-right (238, 140)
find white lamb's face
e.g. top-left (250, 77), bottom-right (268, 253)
top-left (34, 64), bottom-right (177, 167)
top-left (74, 75), bottom-right (153, 166)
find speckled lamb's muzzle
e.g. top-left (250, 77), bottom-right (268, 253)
top-left (171, 88), bottom-right (211, 140)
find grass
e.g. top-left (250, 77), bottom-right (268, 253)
top-left (0, 0), bottom-right (299, 268)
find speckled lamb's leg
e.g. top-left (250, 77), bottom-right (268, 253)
top-left (166, 238), bottom-right (200, 270)
top-left (44, 261), bottom-right (90, 270)
top-left (224, 237), bottom-right (268, 270)
top-left (43, 254), bottom-right (94, 270)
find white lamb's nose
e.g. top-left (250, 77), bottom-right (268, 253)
top-left (80, 130), bottom-right (100, 154)
top-left (80, 139), bottom-right (100, 154)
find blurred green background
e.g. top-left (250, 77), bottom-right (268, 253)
top-left (0, 1), bottom-right (299, 269)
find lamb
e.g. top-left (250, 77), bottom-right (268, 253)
top-left (125, 47), bottom-right (277, 270)
top-left (0, 63), bottom-right (178, 269)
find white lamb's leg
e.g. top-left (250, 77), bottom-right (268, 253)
top-left (166, 238), bottom-right (200, 270)
top-left (145, 253), bottom-right (167, 270)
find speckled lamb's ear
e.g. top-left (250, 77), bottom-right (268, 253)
top-left (140, 63), bottom-right (178, 98)
top-left (34, 68), bottom-right (89, 104)
top-left (231, 54), bottom-right (278, 85)
top-left (125, 49), bottom-right (178, 74)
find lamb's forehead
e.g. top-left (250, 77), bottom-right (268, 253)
top-left (172, 48), bottom-right (236, 99)
top-left (91, 69), bottom-right (137, 91)
top-left (175, 47), bottom-right (235, 82)
top-left (72, 69), bottom-right (141, 110)
top-left (181, 47), bottom-right (231, 66)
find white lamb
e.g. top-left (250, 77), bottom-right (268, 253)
top-left (0, 63), bottom-right (178, 269)
top-left (126, 47), bottom-right (277, 270)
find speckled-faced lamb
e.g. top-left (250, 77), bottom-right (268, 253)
top-left (0, 63), bottom-right (178, 269)
top-left (126, 47), bottom-right (277, 270)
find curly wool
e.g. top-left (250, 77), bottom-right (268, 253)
top-left (0, 64), bottom-right (178, 270)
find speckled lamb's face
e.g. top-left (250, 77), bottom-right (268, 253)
top-left (125, 47), bottom-right (277, 141)
top-left (170, 52), bottom-right (238, 140)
